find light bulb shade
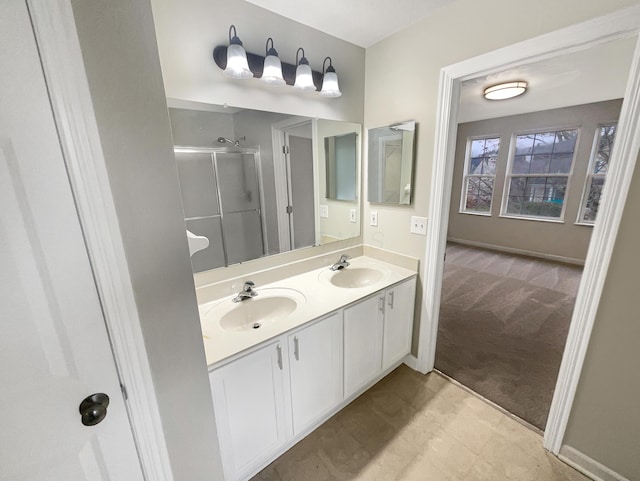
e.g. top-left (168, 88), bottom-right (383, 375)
top-left (294, 63), bottom-right (316, 90)
top-left (262, 54), bottom-right (286, 86)
top-left (224, 43), bottom-right (253, 79)
top-left (483, 81), bottom-right (527, 100)
top-left (320, 71), bottom-right (341, 98)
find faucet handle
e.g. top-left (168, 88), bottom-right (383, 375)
top-left (339, 254), bottom-right (351, 262)
top-left (242, 281), bottom-right (255, 291)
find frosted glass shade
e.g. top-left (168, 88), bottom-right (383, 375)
top-left (261, 54), bottom-right (286, 86)
top-left (483, 81), bottom-right (527, 100)
top-left (320, 71), bottom-right (341, 98)
top-left (294, 63), bottom-right (316, 91)
top-left (224, 44), bottom-right (253, 79)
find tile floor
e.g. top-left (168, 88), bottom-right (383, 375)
top-left (251, 365), bottom-right (589, 481)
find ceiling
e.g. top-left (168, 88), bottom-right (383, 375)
top-left (458, 36), bottom-right (636, 123)
top-left (243, 0), bottom-right (456, 47)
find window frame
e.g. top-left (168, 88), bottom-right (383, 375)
top-left (500, 125), bottom-right (581, 223)
top-left (576, 123), bottom-right (617, 226)
top-left (458, 134), bottom-right (501, 216)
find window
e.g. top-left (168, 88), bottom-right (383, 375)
top-left (503, 129), bottom-right (578, 220)
top-left (579, 124), bottom-right (617, 224)
top-left (461, 137), bottom-right (500, 214)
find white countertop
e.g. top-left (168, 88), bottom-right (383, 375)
top-left (198, 256), bottom-right (417, 368)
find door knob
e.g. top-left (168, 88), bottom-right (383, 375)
top-left (79, 393), bottom-right (110, 426)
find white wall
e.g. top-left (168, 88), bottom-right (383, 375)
top-left (68, 1), bottom-right (223, 480)
top-left (169, 107), bottom-right (235, 147)
top-left (150, 0), bottom-right (365, 122)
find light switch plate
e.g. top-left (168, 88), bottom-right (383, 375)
top-left (370, 210), bottom-right (378, 226)
top-left (319, 204), bottom-right (329, 218)
top-left (410, 216), bottom-right (427, 235)
top-left (349, 208), bottom-right (357, 223)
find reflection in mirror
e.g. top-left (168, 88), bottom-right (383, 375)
top-left (168, 105), bottom-right (361, 272)
top-left (325, 133), bottom-right (357, 201)
top-left (368, 121), bottom-right (416, 205)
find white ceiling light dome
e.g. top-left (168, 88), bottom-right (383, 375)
top-left (483, 81), bottom-right (527, 100)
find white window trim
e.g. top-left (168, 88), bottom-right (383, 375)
top-left (459, 135), bottom-right (500, 215)
top-left (576, 123), bottom-right (618, 226)
top-left (500, 126), bottom-right (581, 222)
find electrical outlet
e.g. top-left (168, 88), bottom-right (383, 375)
top-left (410, 216), bottom-right (427, 235)
top-left (319, 204), bottom-right (329, 218)
top-left (370, 210), bottom-right (378, 227)
top-left (349, 208), bottom-right (357, 223)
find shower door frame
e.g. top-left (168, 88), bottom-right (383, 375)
top-left (175, 146), bottom-right (268, 265)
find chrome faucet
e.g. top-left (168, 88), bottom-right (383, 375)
top-left (232, 281), bottom-right (258, 302)
top-left (330, 254), bottom-right (351, 271)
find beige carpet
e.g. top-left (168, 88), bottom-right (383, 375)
top-left (435, 242), bottom-right (583, 430)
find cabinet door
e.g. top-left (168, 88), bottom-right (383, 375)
top-left (344, 294), bottom-right (384, 398)
top-left (210, 340), bottom-right (288, 481)
top-left (288, 312), bottom-right (343, 435)
top-left (382, 277), bottom-right (417, 370)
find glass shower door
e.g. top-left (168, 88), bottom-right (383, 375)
top-left (215, 152), bottom-right (265, 265)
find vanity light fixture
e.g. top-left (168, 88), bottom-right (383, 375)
top-left (483, 81), bottom-right (527, 100)
top-left (293, 48), bottom-right (316, 91)
top-left (320, 57), bottom-right (342, 98)
top-left (223, 25), bottom-right (253, 79)
top-left (261, 38), bottom-right (286, 86)
top-left (213, 26), bottom-right (341, 97)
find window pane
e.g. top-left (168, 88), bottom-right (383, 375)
top-left (549, 153), bottom-right (573, 174)
top-left (515, 135), bottom-right (535, 155)
top-left (553, 130), bottom-right (578, 154)
top-left (509, 177), bottom-right (527, 196)
top-left (583, 177), bottom-right (605, 222)
top-left (593, 125), bottom-right (617, 174)
top-left (532, 132), bottom-right (555, 154)
top-left (512, 155), bottom-right (530, 174)
top-left (530, 154), bottom-right (551, 174)
top-left (507, 196), bottom-right (524, 215)
top-left (469, 138), bottom-right (500, 174)
top-left (464, 176), bottom-right (494, 212)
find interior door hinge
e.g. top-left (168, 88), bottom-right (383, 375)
top-left (120, 383), bottom-right (128, 401)
top-left (282, 145), bottom-right (290, 154)
top-left (286, 205), bottom-right (293, 214)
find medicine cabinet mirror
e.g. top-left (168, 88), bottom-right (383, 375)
top-left (367, 120), bottom-right (416, 205)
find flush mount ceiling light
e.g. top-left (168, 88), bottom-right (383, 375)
top-left (320, 56), bottom-right (341, 98)
top-left (483, 81), bottom-right (528, 100)
top-left (223, 25), bottom-right (253, 79)
top-left (261, 37), bottom-right (286, 86)
top-left (293, 48), bottom-right (316, 91)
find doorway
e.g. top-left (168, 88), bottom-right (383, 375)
top-left (417, 9), bottom-right (640, 453)
top-left (272, 119), bottom-right (316, 251)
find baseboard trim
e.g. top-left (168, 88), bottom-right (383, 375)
top-left (403, 354), bottom-right (419, 370)
top-left (559, 445), bottom-right (631, 481)
top-left (447, 237), bottom-right (585, 266)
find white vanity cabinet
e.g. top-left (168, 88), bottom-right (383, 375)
top-left (209, 340), bottom-right (288, 481)
top-left (208, 273), bottom-right (417, 481)
top-left (288, 311), bottom-right (343, 435)
top-left (343, 293), bottom-right (385, 398)
top-left (382, 277), bottom-right (417, 370)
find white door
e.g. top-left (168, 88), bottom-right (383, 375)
top-left (0, 2), bottom-right (144, 480)
top-left (382, 278), bottom-right (417, 370)
top-left (209, 340), bottom-right (288, 481)
top-left (288, 312), bottom-right (343, 435)
top-left (344, 294), bottom-right (384, 398)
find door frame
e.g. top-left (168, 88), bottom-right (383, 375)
top-left (28, 2), bottom-right (174, 480)
top-left (417, 4), bottom-right (640, 454)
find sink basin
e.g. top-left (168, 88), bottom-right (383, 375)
top-left (327, 267), bottom-right (384, 288)
top-left (203, 288), bottom-right (306, 332)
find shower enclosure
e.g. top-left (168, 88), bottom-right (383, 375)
top-left (174, 147), bottom-right (266, 272)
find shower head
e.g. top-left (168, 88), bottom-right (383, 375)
top-left (217, 137), bottom-right (240, 147)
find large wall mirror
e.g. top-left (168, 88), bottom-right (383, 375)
top-left (368, 121), bottom-right (416, 205)
top-left (169, 103), bottom-right (361, 273)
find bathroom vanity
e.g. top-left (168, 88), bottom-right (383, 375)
top-left (198, 256), bottom-right (417, 481)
